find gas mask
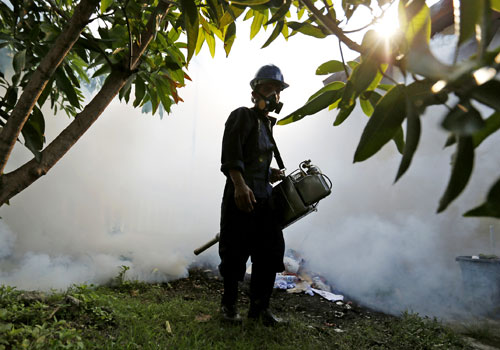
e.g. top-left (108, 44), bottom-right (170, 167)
top-left (255, 91), bottom-right (283, 114)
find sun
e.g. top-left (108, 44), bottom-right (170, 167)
top-left (372, 5), bottom-right (401, 38)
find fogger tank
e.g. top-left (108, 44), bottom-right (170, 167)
top-left (272, 160), bottom-right (332, 227)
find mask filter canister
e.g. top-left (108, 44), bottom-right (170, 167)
top-left (256, 91), bottom-right (283, 114)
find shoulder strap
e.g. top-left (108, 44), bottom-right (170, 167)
top-left (262, 119), bottom-right (286, 170)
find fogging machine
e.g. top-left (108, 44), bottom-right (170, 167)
top-left (194, 160), bottom-right (332, 255)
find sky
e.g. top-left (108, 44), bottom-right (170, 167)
top-left (0, 0), bottom-right (499, 319)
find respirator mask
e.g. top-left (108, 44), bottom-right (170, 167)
top-left (256, 91), bottom-right (283, 114)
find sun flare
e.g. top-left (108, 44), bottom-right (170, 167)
top-left (373, 16), bottom-right (400, 38)
top-left (372, 5), bottom-right (401, 38)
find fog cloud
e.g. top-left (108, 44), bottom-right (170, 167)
top-left (1, 27), bottom-right (498, 320)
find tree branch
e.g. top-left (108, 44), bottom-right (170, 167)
top-left (0, 1), bottom-right (173, 206)
top-left (299, 0), bottom-right (362, 53)
top-left (129, 0), bottom-right (171, 70)
top-left (0, 0), bottom-right (100, 175)
top-left (44, 0), bottom-right (115, 69)
top-left (122, 0), bottom-right (134, 72)
top-left (338, 39), bottom-right (349, 78)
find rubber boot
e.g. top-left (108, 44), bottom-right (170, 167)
top-left (248, 266), bottom-right (283, 326)
top-left (220, 278), bottom-right (242, 323)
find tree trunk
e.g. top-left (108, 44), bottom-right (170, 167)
top-left (0, 0), bottom-right (100, 175)
top-left (0, 1), bottom-right (172, 206)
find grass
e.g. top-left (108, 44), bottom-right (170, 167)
top-left (0, 271), bottom-right (484, 350)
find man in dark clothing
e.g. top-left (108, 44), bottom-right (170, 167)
top-left (218, 64), bottom-right (288, 326)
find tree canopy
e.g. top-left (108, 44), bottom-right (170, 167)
top-left (0, 0), bottom-right (499, 218)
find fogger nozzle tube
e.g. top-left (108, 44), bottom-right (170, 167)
top-left (193, 233), bottom-right (220, 256)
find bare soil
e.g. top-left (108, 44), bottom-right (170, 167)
top-left (166, 268), bottom-right (394, 328)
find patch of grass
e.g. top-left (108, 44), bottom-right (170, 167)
top-left (0, 275), bottom-right (476, 350)
top-left (455, 320), bottom-right (500, 348)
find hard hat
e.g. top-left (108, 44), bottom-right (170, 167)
top-left (250, 64), bottom-right (289, 91)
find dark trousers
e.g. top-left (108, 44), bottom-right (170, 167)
top-left (219, 195), bottom-right (285, 310)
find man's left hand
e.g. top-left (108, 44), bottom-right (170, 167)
top-left (270, 168), bottom-right (285, 183)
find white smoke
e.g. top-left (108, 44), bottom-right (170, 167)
top-left (280, 33), bottom-right (500, 318)
top-left (0, 19), bottom-right (498, 321)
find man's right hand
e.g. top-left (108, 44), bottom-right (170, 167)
top-left (234, 183), bottom-right (256, 212)
top-left (229, 169), bottom-right (256, 212)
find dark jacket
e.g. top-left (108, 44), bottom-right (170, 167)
top-left (221, 107), bottom-right (277, 199)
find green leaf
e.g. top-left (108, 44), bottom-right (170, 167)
top-left (473, 111), bottom-right (500, 148)
top-left (154, 76), bottom-right (173, 114)
top-left (220, 5), bottom-right (246, 27)
top-left (492, 0), bottom-right (500, 11)
top-left (101, 0), bottom-right (113, 14)
top-left (471, 80), bottom-right (500, 112)
top-left (392, 126), bottom-right (405, 154)
top-left (308, 81), bottom-right (344, 102)
top-left (205, 31), bottom-right (216, 57)
top-left (366, 64), bottom-right (387, 92)
top-left (63, 64), bottom-right (80, 88)
top-left (316, 60), bottom-right (345, 75)
top-left (447, 109), bottom-right (500, 150)
top-left (441, 102), bottom-right (485, 136)
top-left (398, 0), bottom-right (431, 47)
top-left (134, 76), bottom-right (146, 107)
top-left (181, 0), bottom-right (199, 63)
top-left (456, 0), bottom-right (483, 46)
top-left (13, 49), bottom-right (26, 74)
top-left (338, 78), bottom-right (356, 110)
top-left (333, 101), bottom-right (355, 126)
top-left (206, 0), bottom-right (223, 26)
top-left (444, 134), bottom-right (456, 148)
top-left (406, 79), bottom-right (447, 113)
top-left (360, 30), bottom-right (385, 63)
top-left (395, 97), bottom-right (421, 182)
top-left (277, 87), bottom-right (343, 125)
top-left (359, 97), bottom-right (373, 116)
top-left (230, 0), bottom-right (270, 5)
top-left (148, 85), bottom-right (160, 115)
top-left (119, 76), bottom-right (133, 103)
top-left (359, 90), bottom-right (382, 116)
top-left (354, 85), bottom-right (407, 162)
top-left (437, 136), bottom-right (474, 213)
top-left (347, 61), bottom-right (359, 69)
top-left (244, 8), bottom-right (254, 20)
top-left (287, 22), bottom-right (327, 38)
top-left (5, 87), bottom-right (17, 108)
top-left (55, 68), bottom-right (80, 108)
top-left (37, 77), bottom-right (54, 108)
top-left (266, 1), bottom-right (290, 25)
top-left (91, 64), bottom-right (111, 78)
top-left (351, 60), bottom-right (380, 96)
top-left (21, 106), bottom-right (45, 161)
top-left (250, 10), bottom-right (266, 39)
top-left (297, 6), bottom-right (305, 20)
top-left (377, 84), bottom-right (395, 91)
top-left (464, 177), bottom-right (500, 218)
top-left (207, 21), bottom-right (224, 41)
top-left (262, 20), bottom-right (284, 48)
top-left (69, 57), bottom-right (90, 84)
top-left (195, 28), bottom-right (206, 55)
top-left (224, 22), bottom-right (237, 56)
top-left (281, 22), bottom-right (289, 38)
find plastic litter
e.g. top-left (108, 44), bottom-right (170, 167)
top-left (312, 276), bottom-right (331, 292)
top-left (273, 249), bottom-right (345, 302)
top-left (274, 273), bottom-right (298, 289)
top-left (311, 288), bottom-right (344, 302)
top-left (283, 256), bottom-right (300, 274)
